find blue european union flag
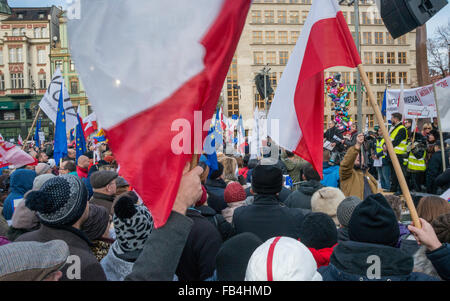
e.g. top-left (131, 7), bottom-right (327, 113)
top-left (203, 126), bottom-right (218, 178)
top-left (75, 114), bottom-right (87, 162)
top-left (34, 119), bottom-right (41, 148)
top-left (53, 83), bottom-right (68, 166)
top-left (381, 89), bottom-right (387, 116)
top-left (69, 128), bottom-right (75, 142)
top-left (213, 109), bottom-right (223, 148)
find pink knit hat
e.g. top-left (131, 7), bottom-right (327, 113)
top-left (224, 182), bottom-right (246, 204)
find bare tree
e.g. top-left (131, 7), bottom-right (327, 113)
top-left (427, 20), bottom-right (450, 79)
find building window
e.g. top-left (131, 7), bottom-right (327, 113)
top-left (0, 50), bottom-right (3, 65)
top-left (289, 11), bottom-right (299, 24)
top-left (70, 81), bottom-right (79, 94)
top-left (9, 48), bottom-right (16, 63)
top-left (363, 32), bottom-right (372, 44)
top-left (399, 72), bottom-right (408, 84)
top-left (291, 31), bottom-right (299, 44)
top-left (366, 72), bottom-right (373, 84)
top-left (386, 52), bottom-right (395, 64)
top-left (364, 52), bottom-right (373, 64)
top-left (254, 52), bottom-right (264, 65)
top-left (397, 34), bottom-right (407, 45)
top-left (227, 57), bottom-right (239, 117)
top-left (254, 86), bottom-right (273, 110)
top-left (39, 73), bottom-right (46, 89)
top-left (38, 49), bottom-right (46, 64)
top-left (387, 71), bottom-right (396, 84)
top-left (252, 10), bottom-right (261, 23)
top-left (376, 72), bottom-right (385, 84)
top-left (70, 61), bottom-right (75, 72)
top-left (42, 27), bottom-right (48, 38)
top-left (11, 73), bottom-right (24, 89)
top-left (269, 72), bottom-right (277, 87)
top-left (386, 33), bottom-right (395, 45)
top-left (341, 72), bottom-right (350, 84)
top-left (34, 27), bottom-right (41, 38)
top-left (301, 11), bottom-right (308, 24)
top-left (361, 12), bottom-right (371, 25)
top-left (278, 11), bottom-right (287, 24)
top-left (350, 12), bottom-right (355, 25)
top-left (265, 31), bottom-right (275, 44)
top-left (17, 48), bottom-right (23, 63)
top-left (264, 10), bottom-right (274, 23)
top-left (55, 60), bottom-right (63, 72)
top-left (374, 32), bottom-right (383, 44)
top-left (368, 114), bottom-right (374, 128)
top-left (398, 52), bottom-right (407, 64)
top-left (4, 112), bottom-right (15, 121)
top-left (12, 28), bottom-right (19, 36)
top-left (267, 51), bottom-right (276, 64)
top-left (253, 31), bottom-right (263, 44)
top-left (0, 74), bottom-right (4, 90)
top-left (279, 51), bottom-right (289, 65)
top-left (278, 31), bottom-right (288, 44)
top-left (375, 52), bottom-right (384, 64)
top-left (377, 92), bottom-right (384, 107)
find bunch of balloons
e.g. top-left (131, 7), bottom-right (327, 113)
top-left (326, 74), bottom-right (353, 131)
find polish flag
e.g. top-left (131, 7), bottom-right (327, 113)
top-left (67, 0), bottom-right (251, 227)
top-left (268, 0), bottom-right (361, 177)
top-left (0, 141), bottom-right (37, 168)
top-left (17, 135), bottom-right (23, 146)
top-left (82, 113), bottom-right (98, 138)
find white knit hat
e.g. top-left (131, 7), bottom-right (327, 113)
top-left (245, 236), bottom-right (322, 281)
top-left (311, 187), bottom-right (346, 225)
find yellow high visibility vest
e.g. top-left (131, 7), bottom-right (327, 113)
top-left (376, 139), bottom-right (385, 158)
top-left (407, 150), bottom-right (427, 172)
top-left (390, 124), bottom-right (408, 155)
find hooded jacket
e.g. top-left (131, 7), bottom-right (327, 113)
top-left (2, 169), bottom-right (36, 220)
top-left (321, 163), bottom-right (340, 188)
top-left (318, 240), bottom-right (438, 281)
top-left (308, 244), bottom-right (337, 268)
top-left (284, 180), bottom-right (324, 210)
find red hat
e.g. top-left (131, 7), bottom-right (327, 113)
top-left (195, 185), bottom-right (207, 207)
top-left (224, 182), bottom-right (246, 204)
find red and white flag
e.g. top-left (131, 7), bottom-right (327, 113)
top-left (17, 134), bottom-right (23, 146)
top-left (67, 0), bottom-right (251, 227)
top-left (0, 141), bottom-right (37, 168)
top-left (268, 0), bottom-right (361, 177)
top-left (82, 113), bottom-right (98, 138)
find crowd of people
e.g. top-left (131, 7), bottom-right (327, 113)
top-left (0, 112), bottom-right (449, 281)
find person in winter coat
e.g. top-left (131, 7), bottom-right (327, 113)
top-left (2, 169), bottom-right (36, 220)
top-left (318, 194), bottom-right (437, 281)
top-left (284, 163), bottom-right (324, 210)
top-left (310, 187), bottom-right (345, 226)
top-left (222, 182), bottom-right (247, 224)
top-left (280, 149), bottom-right (307, 184)
top-left (15, 175), bottom-right (107, 281)
top-left (426, 143), bottom-right (449, 194)
top-left (232, 163), bottom-right (306, 242)
top-left (339, 133), bottom-right (378, 200)
top-left (89, 170), bottom-right (118, 215)
top-left (412, 213), bottom-right (450, 280)
top-left (100, 193), bottom-right (153, 281)
top-left (218, 156), bottom-right (238, 184)
top-left (245, 158), bottom-right (259, 184)
top-left (409, 216), bottom-right (450, 281)
top-left (435, 168), bottom-right (450, 191)
top-left (336, 196), bottom-right (362, 242)
top-left (384, 194), bottom-right (419, 256)
top-left (205, 162), bottom-right (228, 213)
top-left (238, 155), bottom-right (250, 181)
top-left (125, 163), bottom-right (205, 281)
top-left (321, 150), bottom-right (340, 188)
top-left (245, 236), bottom-right (322, 281)
top-left (298, 212), bottom-right (338, 268)
top-left (176, 204), bottom-right (223, 281)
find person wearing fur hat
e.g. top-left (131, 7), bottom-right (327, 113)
top-left (339, 133), bottom-right (378, 200)
top-left (318, 194), bottom-right (437, 281)
top-left (222, 182), bottom-right (247, 223)
top-left (232, 163), bottom-right (306, 242)
top-left (284, 163), bottom-right (324, 210)
top-left (89, 170), bottom-right (118, 214)
top-left (298, 212), bottom-right (338, 268)
top-left (311, 187), bottom-right (345, 226)
top-left (413, 213), bottom-right (450, 280)
top-left (245, 236), bottom-right (322, 281)
top-left (336, 196), bottom-right (362, 242)
top-left (0, 240), bottom-right (69, 281)
top-left (101, 193), bottom-right (153, 281)
top-left (204, 162), bottom-right (228, 213)
top-left (15, 175), bottom-right (107, 281)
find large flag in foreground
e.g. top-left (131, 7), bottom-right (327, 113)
top-left (268, 0), bottom-right (361, 177)
top-left (0, 141), bottom-right (37, 168)
top-left (67, 0), bottom-right (251, 227)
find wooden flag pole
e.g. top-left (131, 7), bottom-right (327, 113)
top-left (432, 83), bottom-right (446, 172)
top-left (22, 107), bottom-right (41, 150)
top-left (357, 64), bottom-right (421, 228)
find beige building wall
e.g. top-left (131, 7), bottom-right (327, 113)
top-left (222, 0), bottom-right (418, 133)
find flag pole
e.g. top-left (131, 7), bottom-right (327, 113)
top-left (432, 83), bottom-right (446, 172)
top-left (22, 107), bottom-right (41, 150)
top-left (357, 64), bottom-right (421, 229)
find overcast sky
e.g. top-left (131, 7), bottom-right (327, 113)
top-left (7, 0), bottom-right (450, 38)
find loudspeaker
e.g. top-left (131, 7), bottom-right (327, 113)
top-left (379, 0), bottom-right (448, 39)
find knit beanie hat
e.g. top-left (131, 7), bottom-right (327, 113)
top-left (216, 232), bottom-right (263, 281)
top-left (113, 193), bottom-right (153, 254)
top-left (33, 174), bottom-right (56, 190)
top-left (251, 164), bottom-right (282, 195)
top-left (337, 196), bottom-right (362, 228)
top-left (432, 213), bottom-right (450, 243)
top-left (348, 193), bottom-right (400, 247)
top-left (24, 175), bottom-right (88, 227)
top-left (311, 187), bottom-right (345, 225)
top-left (224, 182), bottom-right (247, 204)
top-left (0, 240), bottom-right (69, 281)
top-left (245, 236), bottom-right (322, 281)
top-left (81, 204), bottom-right (110, 241)
top-left (35, 163), bottom-right (51, 176)
top-left (299, 212), bottom-right (338, 250)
